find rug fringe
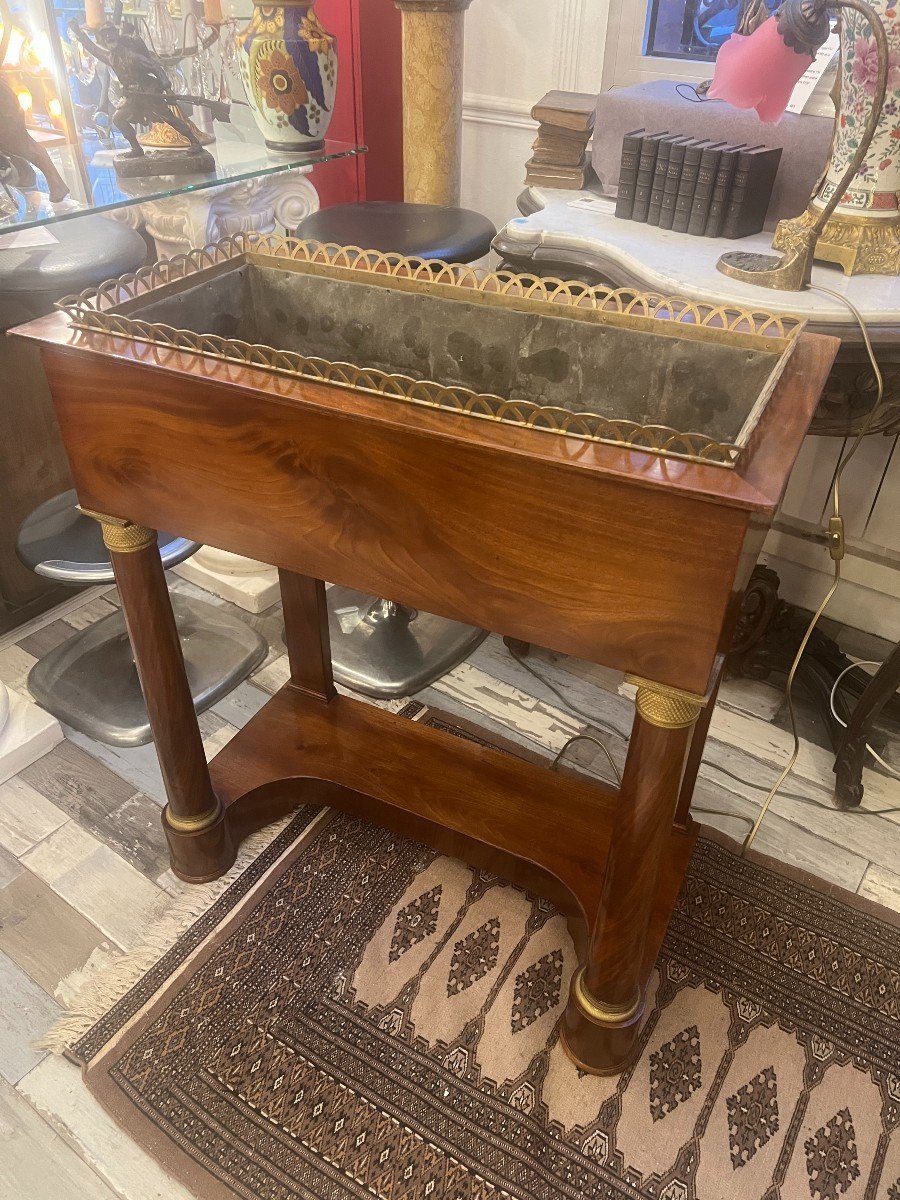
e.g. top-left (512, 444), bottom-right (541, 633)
top-left (40, 816), bottom-right (294, 1055)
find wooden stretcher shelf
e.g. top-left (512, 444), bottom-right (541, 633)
top-left (212, 683), bottom-right (617, 910)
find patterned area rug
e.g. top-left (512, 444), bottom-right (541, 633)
top-left (67, 758), bottom-right (900, 1199)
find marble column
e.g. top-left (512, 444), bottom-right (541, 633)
top-left (393, 0), bottom-right (474, 206)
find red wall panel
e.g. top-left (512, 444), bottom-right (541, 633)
top-left (310, 0), bottom-right (403, 211)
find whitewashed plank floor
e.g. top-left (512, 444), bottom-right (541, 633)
top-left (0, 579), bottom-right (897, 1197)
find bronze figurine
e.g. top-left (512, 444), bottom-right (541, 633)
top-left (66, 19), bottom-right (224, 175)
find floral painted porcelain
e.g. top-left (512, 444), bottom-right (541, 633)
top-left (819, 0), bottom-right (900, 214)
top-left (774, 0), bottom-right (899, 274)
top-left (237, 1), bottom-right (337, 152)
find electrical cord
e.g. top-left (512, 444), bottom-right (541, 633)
top-left (740, 285), bottom-right (887, 853)
top-left (675, 81), bottom-right (719, 103)
top-left (512, 648), bottom-right (774, 825)
top-left (506, 643), bottom-right (627, 743)
top-left (550, 733), bottom-right (622, 787)
top-left (509, 643), bottom-right (900, 822)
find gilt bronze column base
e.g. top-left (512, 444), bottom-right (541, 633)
top-left (560, 967), bottom-right (645, 1075)
top-left (164, 804), bottom-right (236, 883)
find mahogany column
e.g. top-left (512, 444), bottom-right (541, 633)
top-left (278, 570), bottom-right (336, 702)
top-left (561, 677), bottom-right (703, 1074)
top-left (86, 511), bottom-right (235, 883)
top-left (392, 0), bottom-right (474, 206)
top-left (674, 656), bottom-right (724, 830)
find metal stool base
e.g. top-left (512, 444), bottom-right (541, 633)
top-left (327, 586), bottom-right (487, 699)
top-left (28, 595), bottom-right (267, 747)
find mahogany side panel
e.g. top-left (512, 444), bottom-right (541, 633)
top-left (40, 349), bottom-right (752, 695)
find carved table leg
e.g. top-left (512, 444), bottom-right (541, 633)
top-left (561, 677), bottom-right (703, 1074)
top-left (86, 511), bottom-right (235, 882)
top-left (833, 640), bottom-right (900, 807)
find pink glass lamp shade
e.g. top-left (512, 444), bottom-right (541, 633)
top-left (708, 15), bottom-right (815, 122)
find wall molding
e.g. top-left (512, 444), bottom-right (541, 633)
top-left (462, 93), bottom-right (536, 129)
top-left (554, 0), bottom-right (590, 90)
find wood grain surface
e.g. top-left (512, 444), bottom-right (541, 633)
top-left (14, 301), bottom-right (837, 1073)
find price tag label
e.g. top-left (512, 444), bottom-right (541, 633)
top-left (786, 31), bottom-right (840, 115)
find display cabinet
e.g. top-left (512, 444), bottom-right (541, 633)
top-left (0, 0), bottom-right (366, 240)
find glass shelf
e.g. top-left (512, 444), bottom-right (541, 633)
top-left (0, 137), bottom-right (366, 234)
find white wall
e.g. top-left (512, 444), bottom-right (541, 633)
top-left (457, 0), bottom-right (835, 231)
top-left (460, 0), bottom-right (612, 230)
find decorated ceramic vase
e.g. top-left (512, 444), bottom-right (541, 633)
top-left (237, 1), bottom-right (337, 152)
top-left (817, 0), bottom-right (899, 218)
top-left (775, 0), bottom-right (899, 273)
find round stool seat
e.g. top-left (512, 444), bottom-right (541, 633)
top-left (295, 202), bottom-right (496, 264)
top-left (0, 217), bottom-right (147, 335)
top-left (17, 490), bottom-right (199, 584)
top-left (0, 215), bottom-right (147, 299)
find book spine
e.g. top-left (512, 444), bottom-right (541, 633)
top-left (631, 137), bottom-right (663, 223)
top-left (646, 139), bottom-right (674, 227)
top-left (704, 149), bottom-right (740, 238)
top-left (615, 132), bottom-right (643, 220)
top-left (658, 143), bottom-right (687, 231)
top-left (672, 144), bottom-right (704, 234)
top-left (721, 153), bottom-right (756, 239)
top-left (723, 149), bottom-right (783, 238)
top-left (530, 147), bottom-right (586, 167)
top-left (687, 146), bottom-right (723, 236)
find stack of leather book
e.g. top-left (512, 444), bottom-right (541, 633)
top-left (615, 129), bottom-right (782, 238)
top-left (525, 91), bottom-right (596, 189)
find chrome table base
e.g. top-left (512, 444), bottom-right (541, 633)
top-left (28, 594), bottom-right (266, 747)
top-left (327, 587), bottom-right (487, 699)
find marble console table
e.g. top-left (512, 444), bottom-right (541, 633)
top-left (495, 189), bottom-right (900, 438)
top-left (495, 188), bottom-right (900, 806)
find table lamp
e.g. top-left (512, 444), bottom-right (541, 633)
top-left (708, 0), bottom-right (893, 289)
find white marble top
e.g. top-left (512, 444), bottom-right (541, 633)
top-left (498, 188), bottom-right (900, 341)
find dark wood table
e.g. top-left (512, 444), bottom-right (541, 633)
top-left (15, 257), bottom-right (837, 1075)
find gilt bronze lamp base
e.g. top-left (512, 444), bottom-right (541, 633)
top-left (717, 224), bottom-right (818, 290)
top-left (772, 205), bottom-right (900, 276)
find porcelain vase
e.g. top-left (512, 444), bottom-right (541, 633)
top-left (818, 0), bottom-right (899, 220)
top-left (237, 0), bottom-right (337, 152)
top-left (773, 0), bottom-right (899, 274)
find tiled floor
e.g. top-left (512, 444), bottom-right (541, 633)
top-left (0, 576), bottom-right (897, 1197)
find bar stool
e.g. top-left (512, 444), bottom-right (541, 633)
top-left (17, 491), bottom-right (267, 747)
top-left (0, 214), bottom-right (149, 634)
top-left (294, 201), bottom-right (496, 699)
